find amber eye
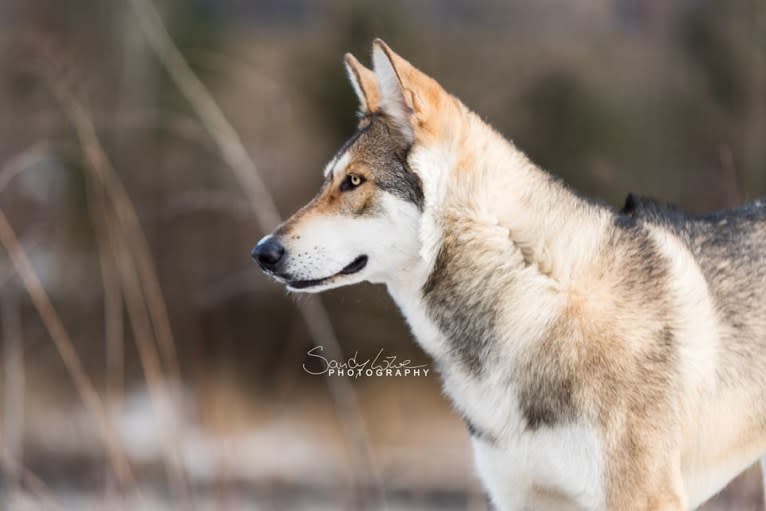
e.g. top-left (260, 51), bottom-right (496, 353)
top-left (340, 173), bottom-right (365, 191)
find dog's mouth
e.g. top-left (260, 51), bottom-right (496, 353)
top-left (286, 255), bottom-right (368, 290)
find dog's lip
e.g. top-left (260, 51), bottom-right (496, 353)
top-left (286, 255), bottom-right (368, 289)
top-left (339, 255), bottom-right (368, 275)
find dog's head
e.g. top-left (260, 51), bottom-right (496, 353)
top-left (252, 40), bottom-right (458, 292)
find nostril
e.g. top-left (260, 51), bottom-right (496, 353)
top-left (251, 235), bottom-right (286, 270)
top-left (263, 244), bottom-right (285, 265)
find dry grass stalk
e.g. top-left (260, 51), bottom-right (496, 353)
top-left (0, 210), bottom-right (136, 489)
top-left (103, 203), bottom-right (192, 507)
top-left (52, 83), bottom-right (183, 395)
top-left (5, 36), bottom-right (194, 505)
top-left (1, 287), bottom-right (24, 505)
top-left (128, 0), bottom-right (387, 505)
top-left (0, 143), bottom-right (51, 193)
top-left (0, 427), bottom-right (63, 511)
top-left (45, 74), bottom-right (194, 505)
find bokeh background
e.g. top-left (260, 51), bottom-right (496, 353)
top-left (0, 0), bottom-right (765, 509)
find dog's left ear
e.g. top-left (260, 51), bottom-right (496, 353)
top-left (372, 39), bottom-right (444, 142)
top-left (344, 53), bottom-right (381, 114)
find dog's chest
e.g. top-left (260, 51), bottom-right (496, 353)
top-left (389, 281), bottom-right (605, 509)
top-left (456, 366), bottom-right (606, 509)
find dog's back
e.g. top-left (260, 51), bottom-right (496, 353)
top-left (621, 193), bottom-right (766, 355)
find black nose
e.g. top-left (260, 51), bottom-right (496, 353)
top-left (251, 235), bottom-right (285, 271)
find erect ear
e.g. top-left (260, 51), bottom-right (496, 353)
top-left (344, 53), bottom-right (381, 114)
top-left (371, 39), bottom-right (443, 142)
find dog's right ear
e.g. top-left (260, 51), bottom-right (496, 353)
top-left (344, 53), bottom-right (381, 114)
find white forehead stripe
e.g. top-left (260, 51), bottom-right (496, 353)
top-left (323, 150), bottom-right (351, 178)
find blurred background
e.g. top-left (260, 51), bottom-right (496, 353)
top-left (0, 0), bottom-right (765, 509)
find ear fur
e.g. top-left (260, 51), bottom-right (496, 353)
top-left (371, 39), bottom-right (415, 140)
top-left (371, 39), bottom-right (447, 143)
top-left (344, 53), bottom-right (381, 114)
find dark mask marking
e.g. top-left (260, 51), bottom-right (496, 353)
top-left (334, 114), bottom-right (424, 211)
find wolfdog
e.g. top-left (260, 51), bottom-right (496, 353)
top-left (252, 40), bottom-right (766, 510)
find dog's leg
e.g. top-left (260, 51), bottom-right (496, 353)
top-left (634, 467), bottom-right (687, 511)
top-left (760, 456), bottom-right (766, 510)
top-left (605, 429), bottom-right (688, 511)
top-left (472, 440), bottom-right (529, 511)
top-left (645, 494), bottom-right (687, 511)
top-left (610, 476), bottom-right (687, 511)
